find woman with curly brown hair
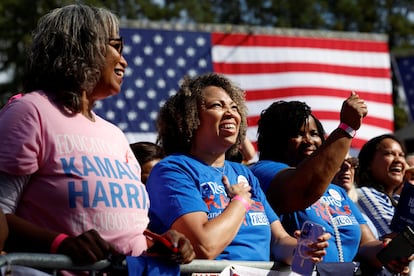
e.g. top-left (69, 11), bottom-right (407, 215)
top-left (146, 72), bottom-right (330, 264)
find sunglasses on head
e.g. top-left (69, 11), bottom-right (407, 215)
top-left (108, 37), bottom-right (123, 54)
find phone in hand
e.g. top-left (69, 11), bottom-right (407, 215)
top-left (377, 225), bottom-right (414, 266)
top-left (291, 221), bottom-right (326, 276)
top-left (144, 229), bottom-right (179, 256)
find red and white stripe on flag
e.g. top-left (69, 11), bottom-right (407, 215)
top-left (211, 32), bottom-right (393, 150)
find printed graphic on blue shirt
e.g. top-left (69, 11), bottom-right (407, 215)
top-left (200, 175), bottom-right (268, 226)
top-left (311, 188), bottom-right (359, 227)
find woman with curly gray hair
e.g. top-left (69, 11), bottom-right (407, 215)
top-left (146, 72), bottom-right (330, 264)
top-left (0, 4), bottom-right (194, 270)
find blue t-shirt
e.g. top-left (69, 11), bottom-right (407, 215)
top-left (249, 160), bottom-right (289, 192)
top-left (251, 160), bottom-right (367, 262)
top-left (146, 154), bottom-right (278, 261)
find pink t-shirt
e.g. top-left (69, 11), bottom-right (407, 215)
top-left (0, 91), bottom-right (149, 256)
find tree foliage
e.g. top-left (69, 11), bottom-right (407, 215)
top-left (1, 0), bottom-right (413, 128)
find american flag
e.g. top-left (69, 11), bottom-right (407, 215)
top-left (94, 24), bottom-right (393, 150)
top-left (394, 55), bottom-right (414, 121)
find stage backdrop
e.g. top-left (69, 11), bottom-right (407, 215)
top-left (94, 21), bottom-right (393, 151)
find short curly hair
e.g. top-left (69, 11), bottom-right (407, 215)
top-left (156, 72), bottom-right (247, 157)
top-left (257, 100), bottom-right (325, 163)
top-left (23, 4), bottom-right (119, 113)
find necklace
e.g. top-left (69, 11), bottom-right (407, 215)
top-left (322, 200), bottom-right (344, 262)
top-left (211, 163), bottom-right (226, 176)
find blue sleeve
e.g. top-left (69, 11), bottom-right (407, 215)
top-left (250, 160), bottom-right (289, 192)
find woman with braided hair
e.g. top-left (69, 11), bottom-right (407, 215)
top-left (251, 97), bottom-right (412, 274)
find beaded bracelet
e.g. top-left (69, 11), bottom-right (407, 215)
top-left (232, 195), bottom-right (250, 212)
top-left (50, 233), bottom-right (69, 253)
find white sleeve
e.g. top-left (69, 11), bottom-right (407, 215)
top-left (0, 171), bottom-right (30, 214)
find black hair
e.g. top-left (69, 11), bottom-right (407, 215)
top-left (130, 142), bottom-right (165, 166)
top-left (257, 100), bottom-right (325, 163)
top-left (357, 133), bottom-right (406, 207)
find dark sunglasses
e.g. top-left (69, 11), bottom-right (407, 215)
top-left (342, 157), bottom-right (359, 169)
top-left (108, 37), bottom-right (123, 54)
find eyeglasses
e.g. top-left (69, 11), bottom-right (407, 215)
top-left (108, 37), bottom-right (123, 54)
top-left (342, 157), bottom-right (359, 169)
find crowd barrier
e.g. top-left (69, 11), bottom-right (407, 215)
top-left (0, 253), bottom-right (289, 275)
top-left (0, 253), bottom-right (110, 275)
top-left (180, 259), bottom-right (287, 275)
top-left (1, 253), bottom-right (412, 275)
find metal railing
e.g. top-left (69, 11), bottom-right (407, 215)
top-left (2, 253), bottom-right (410, 276)
top-left (0, 253), bottom-right (110, 275)
top-left (0, 253), bottom-right (287, 275)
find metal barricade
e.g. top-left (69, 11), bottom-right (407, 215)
top-left (180, 259), bottom-right (286, 275)
top-left (0, 253), bottom-right (287, 275)
top-left (4, 253), bottom-right (399, 275)
top-left (0, 253), bottom-right (111, 276)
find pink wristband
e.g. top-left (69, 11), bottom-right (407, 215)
top-left (50, 233), bottom-right (69, 253)
top-left (232, 195), bottom-right (250, 212)
top-left (338, 122), bottom-right (356, 138)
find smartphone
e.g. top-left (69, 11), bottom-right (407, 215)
top-left (377, 225), bottom-right (414, 266)
top-left (291, 221), bottom-right (326, 276)
top-left (143, 229), bottom-right (179, 256)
